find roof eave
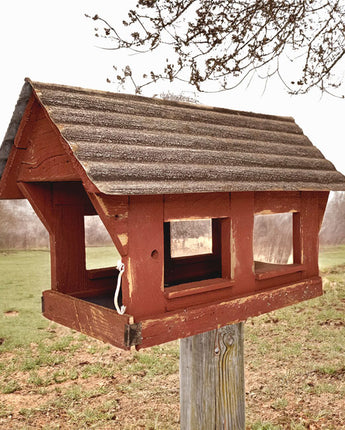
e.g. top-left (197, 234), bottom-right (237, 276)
top-left (0, 81), bottom-right (32, 180)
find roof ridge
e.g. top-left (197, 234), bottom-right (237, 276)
top-left (27, 78), bottom-right (296, 124)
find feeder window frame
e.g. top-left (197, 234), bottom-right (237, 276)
top-left (163, 217), bottom-right (234, 302)
top-left (253, 211), bottom-right (305, 280)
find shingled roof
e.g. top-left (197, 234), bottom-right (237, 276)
top-left (1, 78), bottom-right (345, 195)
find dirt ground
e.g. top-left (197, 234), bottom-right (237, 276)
top-left (0, 322), bottom-right (344, 429)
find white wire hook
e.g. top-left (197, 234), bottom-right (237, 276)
top-left (114, 260), bottom-right (126, 315)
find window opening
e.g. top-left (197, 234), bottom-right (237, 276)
top-left (84, 215), bottom-right (120, 270)
top-left (164, 218), bottom-right (222, 287)
top-left (253, 212), bottom-right (303, 279)
top-left (170, 219), bottom-right (212, 257)
top-left (253, 213), bottom-right (293, 265)
top-left (83, 215), bottom-right (123, 311)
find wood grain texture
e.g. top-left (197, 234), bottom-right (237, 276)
top-left (230, 192), bottom-right (255, 296)
top-left (300, 192), bottom-right (320, 278)
top-left (0, 80), bottom-right (32, 183)
top-left (165, 278), bottom-right (234, 300)
top-left (254, 261), bottom-right (305, 280)
top-left (19, 182), bottom-right (93, 294)
top-left (0, 95), bottom-right (38, 198)
top-left (15, 99), bottom-right (80, 183)
top-left (42, 290), bottom-right (131, 350)
top-left (124, 195), bottom-right (166, 318)
top-left (137, 277), bottom-right (322, 349)
top-left (254, 191), bottom-right (301, 214)
top-left (18, 182), bottom-right (55, 234)
top-left (49, 193), bottom-right (86, 294)
top-left (317, 191), bottom-right (329, 229)
top-left (164, 192), bottom-right (230, 221)
top-left (87, 192), bottom-right (129, 256)
top-left (180, 323), bottom-right (245, 430)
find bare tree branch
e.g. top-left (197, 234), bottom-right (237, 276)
top-left (87, 0), bottom-right (345, 96)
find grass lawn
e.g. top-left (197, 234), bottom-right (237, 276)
top-left (0, 246), bottom-right (344, 429)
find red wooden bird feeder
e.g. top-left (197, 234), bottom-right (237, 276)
top-left (1, 79), bottom-right (345, 350)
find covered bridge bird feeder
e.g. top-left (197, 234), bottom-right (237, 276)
top-left (1, 79), bottom-right (345, 351)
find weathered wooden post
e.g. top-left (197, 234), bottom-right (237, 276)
top-left (180, 323), bottom-right (245, 430)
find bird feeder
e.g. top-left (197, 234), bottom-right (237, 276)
top-left (1, 79), bottom-right (345, 350)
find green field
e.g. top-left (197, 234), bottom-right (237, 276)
top-left (0, 247), bottom-right (344, 429)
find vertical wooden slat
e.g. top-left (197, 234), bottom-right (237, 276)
top-left (125, 195), bottom-right (166, 318)
top-left (87, 192), bottom-right (129, 256)
top-left (300, 192), bottom-right (320, 278)
top-left (180, 323), bottom-right (245, 430)
top-left (293, 212), bottom-right (302, 264)
top-left (18, 182), bottom-right (55, 234)
top-left (317, 191), bottom-right (329, 230)
top-left (50, 202), bottom-right (86, 293)
top-left (221, 217), bottom-right (231, 279)
top-left (230, 192), bottom-right (255, 295)
top-left (19, 182), bottom-right (87, 293)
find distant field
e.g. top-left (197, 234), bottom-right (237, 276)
top-left (319, 244), bottom-right (345, 270)
top-left (0, 246), bottom-right (344, 429)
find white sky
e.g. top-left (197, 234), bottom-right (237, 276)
top-left (1, 1), bottom-right (344, 174)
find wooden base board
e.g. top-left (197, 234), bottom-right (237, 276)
top-left (42, 290), bottom-right (134, 350)
top-left (137, 277), bottom-right (322, 349)
top-left (42, 277), bottom-right (322, 350)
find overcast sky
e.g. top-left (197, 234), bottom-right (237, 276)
top-left (1, 1), bottom-right (344, 175)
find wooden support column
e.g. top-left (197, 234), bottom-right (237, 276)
top-left (50, 202), bottom-right (86, 293)
top-left (300, 192), bottom-right (320, 278)
top-left (180, 323), bottom-right (245, 430)
top-left (231, 192), bottom-right (255, 295)
top-left (19, 181), bottom-right (87, 294)
top-left (125, 195), bottom-right (166, 318)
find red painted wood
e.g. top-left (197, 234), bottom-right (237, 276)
top-left (165, 284), bottom-right (235, 312)
top-left (300, 192), bottom-right (320, 278)
top-left (87, 193), bottom-right (128, 256)
top-left (15, 99), bottom-right (80, 182)
top-left (165, 253), bottom-right (221, 286)
top-left (87, 267), bottom-right (117, 280)
top-left (20, 182), bottom-right (89, 293)
top-left (230, 192), bottom-right (255, 296)
top-left (50, 196), bottom-right (86, 294)
top-left (0, 97), bottom-right (39, 198)
top-left (70, 286), bottom-right (114, 298)
top-left (164, 278), bottom-right (235, 300)
top-left (293, 212), bottom-right (302, 264)
top-left (1, 87), bottom-right (331, 350)
top-left (18, 119), bottom-right (79, 182)
top-left (220, 217), bottom-right (231, 279)
top-left (317, 191), bottom-right (329, 230)
top-left (137, 277), bottom-right (323, 349)
top-left (13, 95), bottom-right (38, 149)
top-left (124, 195), bottom-right (166, 318)
top-left (254, 191), bottom-right (301, 214)
top-left (0, 146), bottom-right (26, 198)
top-left (18, 182), bottom-right (55, 234)
top-left (43, 290), bottom-right (130, 350)
top-left (254, 271), bottom-right (303, 291)
top-left (254, 262), bottom-right (305, 280)
top-left (164, 192), bottom-right (230, 221)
